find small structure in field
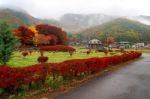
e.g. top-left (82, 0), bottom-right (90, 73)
top-left (135, 43), bottom-right (145, 48)
top-left (119, 41), bottom-right (130, 48)
top-left (88, 39), bottom-right (103, 49)
top-left (132, 43), bottom-right (145, 49)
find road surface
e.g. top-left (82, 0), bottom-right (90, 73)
top-left (55, 54), bottom-right (150, 99)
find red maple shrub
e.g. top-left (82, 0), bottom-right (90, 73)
top-left (86, 49), bottom-right (91, 55)
top-left (105, 37), bottom-right (114, 45)
top-left (0, 51), bottom-right (142, 89)
top-left (37, 56), bottom-right (48, 63)
top-left (69, 51), bottom-right (74, 56)
top-left (14, 26), bottom-right (35, 45)
top-left (104, 48), bottom-right (109, 56)
top-left (39, 45), bottom-right (76, 52)
top-left (22, 52), bottom-right (28, 58)
top-left (14, 24), bottom-right (69, 47)
top-left (36, 24), bottom-right (68, 45)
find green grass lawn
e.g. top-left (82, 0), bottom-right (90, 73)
top-left (125, 49), bottom-right (150, 53)
top-left (4, 47), bottom-right (119, 68)
top-left (140, 50), bottom-right (150, 53)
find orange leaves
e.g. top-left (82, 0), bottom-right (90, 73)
top-left (14, 26), bottom-right (35, 45)
top-left (14, 24), bottom-right (68, 46)
top-left (29, 25), bottom-right (38, 35)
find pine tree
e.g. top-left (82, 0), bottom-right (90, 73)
top-left (0, 22), bottom-right (18, 65)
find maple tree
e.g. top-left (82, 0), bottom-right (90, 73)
top-left (105, 37), bottom-right (114, 45)
top-left (14, 26), bottom-right (35, 45)
top-left (36, 24), bottom-right (68, 45)
top-left (14, 24), bottom-right (68, 46)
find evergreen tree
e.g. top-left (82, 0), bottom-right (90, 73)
top-left (0, 22), bottom-right (18, 65)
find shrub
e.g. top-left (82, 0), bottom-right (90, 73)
top-left (69, 51), bottom-right (73, 56)
top-left (14, 26), bottom-right (35, 45)
top-left (103, 48), bottom-right (109, 56)
top-left (39, 45), bottom-right (76, 52)
top-left (36, 24), bottom-right (68, 45)
top-left (22, 52), bottom-right (28, 58)
top-left (37, 56), bottom-right (48, 63)
top-left (86, 49), bottom-right (91, 55)
top-left (0, 51), bottom-right (142, 90)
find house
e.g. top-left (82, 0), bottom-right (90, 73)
top-left (88, 39), bottom-right (103, 49)
top-left (135, 43), bottom-right (145, 48)
top-left (118, 41), bottom-right (130, 48)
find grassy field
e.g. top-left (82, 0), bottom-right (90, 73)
top-left (140, 50), bottom-right (150, 53)
top-left (2, 47), bottom-right (148, 68)
top-left (5, 48), bottom-right (119, 68)
top-left (125, 49), bottom-right (150, 53)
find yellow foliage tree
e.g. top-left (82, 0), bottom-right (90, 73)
top-left (29, 26), bottom-right (38, 46)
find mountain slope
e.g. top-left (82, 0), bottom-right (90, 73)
top-left (0, 8), bottom-right (61, 28)
top-left (0, 8), bottom-right (115, 32)
top-left (128, 15), bottom-right (150, 25)
top-left (60, 13), bottom-right (114, 32)
top-left (0, 8), bottom-right (37, 26)
top-left (78, 18), bottom-right (150, 42)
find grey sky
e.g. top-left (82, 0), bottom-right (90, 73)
top-left (0, 0), bottom-right (150, 19)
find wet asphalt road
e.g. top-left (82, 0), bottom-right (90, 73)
top-left (55, 54), bottom-right (150, 99)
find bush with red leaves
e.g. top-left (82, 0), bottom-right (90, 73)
top-left (37, 56), bottom-right (48, 63)
top-left (86, 49), bottom-right (91, 55)
top-left (14, 24), bottom-right (68, 46)
top-left (39, 45), bottom-right (76, 52)
top-left (22, 52), bottom-right (28, 58)
top-left (0, 51), bottom-right (142, 90)
top-left (14, 26), bottom-right (35, 45)
top-left (69, 51), bottom-right (73, 56)
top-left (36, 24), bottom-right (68, 45)
top-left (104, 48), bottom-right (109, 56)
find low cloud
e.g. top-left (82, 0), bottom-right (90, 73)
top-left (0, 0), bottom-right (150, 19)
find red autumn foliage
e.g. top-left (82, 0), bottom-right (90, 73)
top-left (47, 35), bottom-right (58, 45)
top-left (14, 24), bottom-right (68, 47)
top-left (22, 52), bottom-right (28, 57)
top-left (35, 34), bottom-right (58, 45)
top-left (37, 56), bottom-right (48, 63)
top-left (0, 51), bottom-right (142, 89)
top-left (14, 26), bottom-right (35, 45)
top-left (38, 45), bottom-right (76, 52)
top-left (86, 49), bottom-right (91, 55)
top-left (120, 47), bottom-right (125, 53)
top-left (36, 24), bottom-right (68, 45)
top-left (105, 37), bottom-right (114, 45)
top-left (17, 45), bottom-right (32, 51)
top-left (69, 51), bottom-right (73, 56)
top-left (104, 48), bottom-right (109, 55)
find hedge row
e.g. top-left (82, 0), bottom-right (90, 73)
top-left (0, 51), bottom-right (141, 89)
top-left (38, 45), bottom-right (76, 52)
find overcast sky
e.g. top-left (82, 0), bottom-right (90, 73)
top-left (0, 0), bottom-right (150, 19)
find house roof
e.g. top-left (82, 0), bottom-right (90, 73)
top-left (89, 39), bottom-right (102, 44)
top-left (119, 41), bottom-right (130, 44)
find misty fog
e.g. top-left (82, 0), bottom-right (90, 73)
top-left (0, 0), bottom-right (150, 19)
